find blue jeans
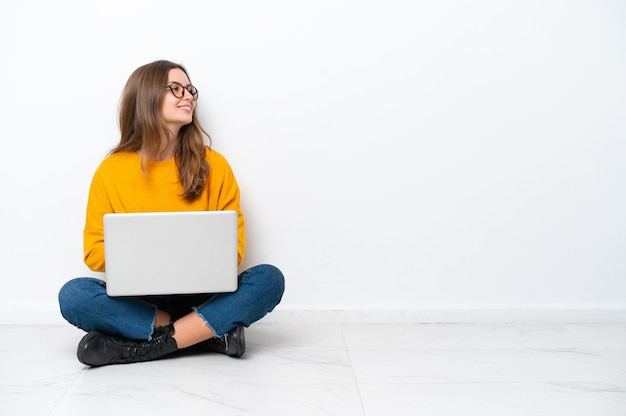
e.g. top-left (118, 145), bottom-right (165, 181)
top-left (58, 264), bottom-right (284, 340)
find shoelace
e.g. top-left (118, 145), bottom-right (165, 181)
top-left (116, 337), bottom-right (166, 360)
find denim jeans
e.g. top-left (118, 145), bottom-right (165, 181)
top-left (58, 264), bottom-right (284, 340)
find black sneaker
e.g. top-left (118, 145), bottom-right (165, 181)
top-left (77, 324), bottom-right (178, 367)
top-left (197, 326), bottom-right (245, 358)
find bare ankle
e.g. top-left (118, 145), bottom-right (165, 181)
top-left (154, 310), bottom-right (171, 328)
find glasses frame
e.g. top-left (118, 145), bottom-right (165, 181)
top-left (165, 82), bottom-right (198, 101)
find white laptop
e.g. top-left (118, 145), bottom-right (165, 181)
top-left (103, 211), bottom-right (239, 296)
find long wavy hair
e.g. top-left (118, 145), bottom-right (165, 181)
top-left (111, 60), bottom-right (211, 202)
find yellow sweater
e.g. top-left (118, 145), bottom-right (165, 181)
top-left (84, 148), bottom-right (245, 272)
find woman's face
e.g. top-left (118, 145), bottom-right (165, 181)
top-left (161, 68), bottom-right (196, 135)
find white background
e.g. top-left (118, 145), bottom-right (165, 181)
top-left (1, 0), bottom-right (625, 323)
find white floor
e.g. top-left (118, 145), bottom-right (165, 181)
top-left (2, 322), bottom-right (626, 415)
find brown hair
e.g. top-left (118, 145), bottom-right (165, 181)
top-left (111, 60), bottom-right (210, 201)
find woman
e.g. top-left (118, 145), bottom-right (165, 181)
top-left (58, 60), bottom-right (285, 367)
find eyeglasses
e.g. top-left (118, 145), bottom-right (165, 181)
top-left (165, 82), bottom-right (198, 100)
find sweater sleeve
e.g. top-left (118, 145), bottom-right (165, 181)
top-left (83, 167), bottom-right (113, 272)
top-left (210, 153), bottom-right (246, 266)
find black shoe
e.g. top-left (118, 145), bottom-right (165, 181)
top-left (197, 326), bottom-right (245, 358)
top-left (77, 324), bottom-right (178, 367)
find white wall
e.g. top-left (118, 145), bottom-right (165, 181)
top-left (1, 0), bottom-right (625, 324)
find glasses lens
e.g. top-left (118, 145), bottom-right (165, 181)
top-left (167, 82), bottom-right (182, 98)
top-left (187, 85), bottom-right (198, 100)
